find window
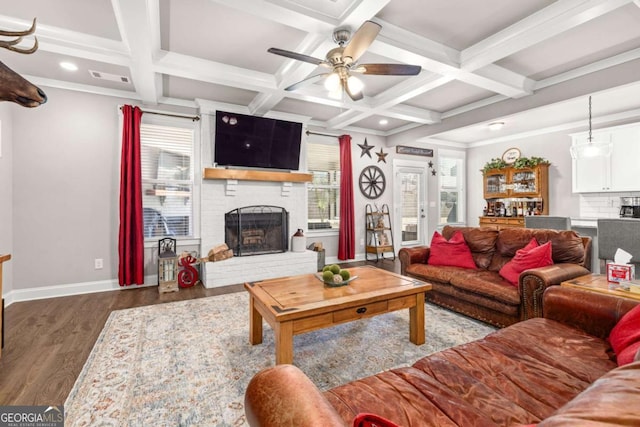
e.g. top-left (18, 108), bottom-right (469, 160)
top-left (439, 150), bottom-right (465, 225)
top-left (307, 141), bottom-right (340, 230)
top-left (140, 118), bottom-right (198, 240)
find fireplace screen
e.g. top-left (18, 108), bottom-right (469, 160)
top-left (225, 206), bottom-right (289, 256)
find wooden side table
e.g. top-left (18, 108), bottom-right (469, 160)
top-left (0, 253), bottom-right (10, 358)
top-left (561, 274), bottom-right (640, 301)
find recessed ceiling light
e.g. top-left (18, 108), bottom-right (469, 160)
top-left (488, 122), bottom-right (504, 131)
top-left (60, 62), bottom-right (78, 71)
top-left (379, 119), bottom-right (388, 125)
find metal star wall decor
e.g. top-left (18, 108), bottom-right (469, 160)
top-left (376, 148), bottom-right (388, 163)
top-left (428, 161), bottom-right (434, 168)
top-left (431, 169), bottom-right (437, 176)
top-left (358, 138), bottom-right (375, 158)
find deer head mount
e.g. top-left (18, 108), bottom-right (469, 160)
top-left (0, 18), bottom-right (47, 107)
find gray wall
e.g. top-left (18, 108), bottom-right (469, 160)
top-left (11, 88), bottom-right (124, 289)
top-left (0, 103), bottom-right (13, 293)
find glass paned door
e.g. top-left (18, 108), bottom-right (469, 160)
top-left (400, 172), bottom-right (420, 244)
top-left (394, 165), bottom-right (426, 246)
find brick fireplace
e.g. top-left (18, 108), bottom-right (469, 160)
top-left (200, 173), bottom-right (317, 288)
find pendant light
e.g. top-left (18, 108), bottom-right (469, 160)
top-left (570, 96), bottom-right (612, 159)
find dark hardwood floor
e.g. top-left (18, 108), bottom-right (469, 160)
top-left (0, 259), bottom-right (398, 406)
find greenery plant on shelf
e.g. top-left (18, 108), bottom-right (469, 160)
top-left (482, 158), bottom-right (507, 172)
top-left (482, 156), bottom-right (549, 172)
top-left (512, 156), bottom-right (549, 169)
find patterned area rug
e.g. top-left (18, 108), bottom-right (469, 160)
top-left (64, 291), bottom-right (496, 426)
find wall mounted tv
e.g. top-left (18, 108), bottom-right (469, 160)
top-left (214, 110), bottom-right (303, 171)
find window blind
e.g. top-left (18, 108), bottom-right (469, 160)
top-left (140, 124), bottom-right (195, 239)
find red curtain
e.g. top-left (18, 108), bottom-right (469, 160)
top-left (118, 105), bottom-right (144, 286)
top-left (338, 134), bottom-right (355, 260)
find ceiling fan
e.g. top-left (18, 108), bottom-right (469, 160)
top-left (267, 21), bottom-right (421, 101)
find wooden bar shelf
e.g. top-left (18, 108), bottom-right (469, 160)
top-left (203, 168), bottom-right (312, 183)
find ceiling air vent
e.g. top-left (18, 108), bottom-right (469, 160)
top-left (89, 70), bottom-right (131, 84)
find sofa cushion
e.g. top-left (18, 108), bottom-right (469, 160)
top-left (428, 231), bottom-right (477, 269)
top-left (531, 230), bottom-right (586, 265)
top-left (609, 304), bottom-right (640, 365)
top-left (448, 270), bottom-right (521, 305)
top-left (443, 226), bottom-right (499, 269)
top-left (492, 228), bottom-right (585, 266)
top-left (499, 239), bottom-right (553, 286)
top-left (406, 263), bottom-right (471, 283)
top-left (536, 361), bottom-right (640, 426)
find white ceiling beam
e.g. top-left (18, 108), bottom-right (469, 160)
top-left (112, 0), bottom-right (161, 104)
top-left (370, 20), bottom-right (532, 98)
top-left (338, 0), bottom-right (390, 29)
top-left (535, 46), bottom-right (640, 90)
top-left (463, 64), bottom-right (534, 98)
top-left (0, 15), bottom-right (130, 66)
top-left (461, 0), bottom-right (634, 71)
top-left (155, 51), bottom-right (277, 92)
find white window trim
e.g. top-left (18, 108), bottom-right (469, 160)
top-left (306, 138), bottom-right (340, 235)
top-left (438, 149), bottom-right (466, 226)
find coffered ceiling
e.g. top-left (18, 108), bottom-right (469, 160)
top-left (1, 0), bottom-right (640, 145)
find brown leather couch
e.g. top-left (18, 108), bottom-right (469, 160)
top-left (399, 226), bottom-right (592, 327)
top-left (245, 287), bottom-right (640, 426)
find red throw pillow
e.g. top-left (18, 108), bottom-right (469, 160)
top-left (616, 341), bottom-right (640, 366)
top-left (499, 239), bottom-right (553, 286)
top-left (353, 413), bottom-right (400, 427)
top-left (427, 231), bottom-right (477, 269)
top-left (609, 304), bottom-right (640, 366)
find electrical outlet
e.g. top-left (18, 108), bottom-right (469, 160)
top-left (94, 258), bottom-right (104, 270)
top-left (360, 238), bottom-right (365, 247)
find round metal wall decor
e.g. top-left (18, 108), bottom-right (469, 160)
top-left (359, 165), bottom-right (386, 199)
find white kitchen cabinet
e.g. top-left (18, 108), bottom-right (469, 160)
top-left (571, 123), bottom-right (640, 193)
top-left (610, 125), bottom-right (640, 191)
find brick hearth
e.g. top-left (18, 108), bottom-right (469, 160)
top-left (200, 177), bottom-right (316, 288)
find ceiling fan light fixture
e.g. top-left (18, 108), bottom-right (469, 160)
top-left (347, 75), bottom-right (364, 95)
top-left (324, 73), bottom-right (341, 92)
top-left (570, 96), bottom-right (612, 160)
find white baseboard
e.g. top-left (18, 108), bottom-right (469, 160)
top-left (4, 275), bottom-right (157, 307)
top-left (2, 252), bottom-right (386, 307)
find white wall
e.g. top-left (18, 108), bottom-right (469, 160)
top-left (466, 131), bottom-right (580, 225)
top-left (0, 103), bottom-right (13, 294)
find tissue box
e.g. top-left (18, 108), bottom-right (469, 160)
top-left (607, 263), bottom-right (635, 283)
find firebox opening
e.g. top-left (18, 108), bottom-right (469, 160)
top-left (225, 205), bottom-right (289, 256)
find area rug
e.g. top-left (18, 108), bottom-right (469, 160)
top-left (64, 291), bottom-right (496, 426)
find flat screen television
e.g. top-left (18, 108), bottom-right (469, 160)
top-left (214, 110), bottom-right (303, 170)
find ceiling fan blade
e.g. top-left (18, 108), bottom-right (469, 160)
top-left (342, 21), bottom-right (381, 63)
top-left (285, 73), bottom-right (331, 92)
top-left (343, 78), bottom-right (364, 101)
top-left (355, 63), bottom-right (422, 76)
top-left (267, 47), bottom-right (326, 66)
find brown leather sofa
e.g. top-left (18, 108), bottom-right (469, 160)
top-left (399, 226), bottom-right (592, 327)
top-left (245, 287), bottom-right (640, 426)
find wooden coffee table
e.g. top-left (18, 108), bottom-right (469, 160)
top-left (244, 265), bottom-right (432, 364)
